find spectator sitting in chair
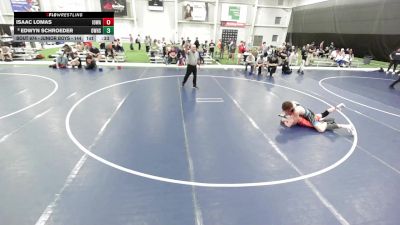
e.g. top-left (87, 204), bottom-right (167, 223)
top-left (105, 44), bottom-right (115, 62)
top-left (49, 53), bottom-right (68, 69)
top-left (335, 49), bottom-right (346, 67)
top-left (85, 55), bottom-right (97, 70)
top-left (114, 39), bottom-right (124, 52)
top-left (1, 45), bottom-right (13, 61)
top-left (267, 54), bottom-right (279, 77)
top-left (150, 40), bottom-right (160, 57)
top-left (256, 55), bottom-right (265, 75)
top-left (244, 50), bottom-right (255, 75)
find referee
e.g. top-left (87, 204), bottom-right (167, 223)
top-left (182, 45), bottom-right (200, 88)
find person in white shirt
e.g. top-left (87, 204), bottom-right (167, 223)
top-left (182, 45), bottom-right (200, 88)
top-left (244, 51), bottom-right (255, 75)
top-left (256, 55), bottom-right (265, 75)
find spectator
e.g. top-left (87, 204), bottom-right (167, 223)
top-left (298, 45), bottom-right (307, 75)
top-left (62, 44), bottom-right (73, 58)
top-left (85, 55), bottom-right (97, 70)
top-left (238, 41), bottom-right (246, 64)
top-left (136, 34), bottom-right (141, 51)
top-left (70, 52), bottom-right (82, 68)
top-left (261, 42), bottom-right (268, 57)
top-left (150, 39), bottom-right (159, 57)
top-left (306, 43), bottom-right (315, 66)
top-left (256, 55), bottom-right (265, 75)
top-left (209, 40), bottom-right (215, 58)
top-left (162, 37), bottom-right (167, 57)
top-left (145, 36), bottom-right (151, 53)
top-left (282, 59), bottom-right (292, 74)
top-left (167, 47), bottom-right (178, 64)
top-left (288, 46), bottom-right (298, 66)
top-left (217, 39), bottom-right (223, 58)
top-left (114, 39), bottom-right (124, 52)
top-left (228, 40), bottom-right (236, 62)
top-left (105, 44), bottom-right (115, 62)
top-left (88, 46), bottom-right (101, 61)
top-left (181, 37), bottom-right (185, 47)
top-left (330, 48), bottom-right (338, 61)
top-left (1, 45), bottom-right (13, 61)
top-left (267, 54), bottom-right (279, 77)
top-left (129, 34), bottom-right (134, 50)
top-left (244, 49), bottom-right (255, 75)
top-left (329, 42), bottom-right (335, 52)
top-left (194, 37), bottom-right (200, 49)
top-left (49, 53), bottom-right (68, 69)
top-left (335, 48), bottom-right (346, 67)
top-left (76, 42), bottom-right (85, 51)
top-left (203, 41), bottom-right (208, 55)
top-left (99, 41), bottom-right (106, 50)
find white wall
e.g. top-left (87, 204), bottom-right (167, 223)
top-left (179, 23), bottom-right (213, 42)
top-left (294, 0), bottom-right (328, 7)
top-left (255, 8), bottom-right (290, 26)
top-left (254, 27), bottom-right (287, 45)
top-left (135, 0), bottom-right (175, 41)
top-left (0, 0), bottom-right (13, 24)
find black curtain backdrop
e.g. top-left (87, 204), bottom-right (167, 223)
top-left (287, 0), bottom-right (400, 62)
top-left (286, 33), bottom-right (400, 61)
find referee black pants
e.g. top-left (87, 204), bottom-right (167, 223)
top-left (182, 64), bottom-right (197, 87)
top-left (390, 76), bottom-right (400, 88)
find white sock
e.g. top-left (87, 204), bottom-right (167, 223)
top-left (335, 103), bottom-right (346, 111)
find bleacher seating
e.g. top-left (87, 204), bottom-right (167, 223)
top-left (11, 48), bottom-right (39, 61)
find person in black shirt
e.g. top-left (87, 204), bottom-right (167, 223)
top-left (267, 55), bottom-right (279, 77)
top-left (209, 40), bottom-right (215, 58)
top-left (297, 45), bottom-right (307, 75)
top-left (88, 46), bottom-right (101, 61)
top-left (387, 48), bottom-right (400, 74)
top-left (282, 59), bottom-right (292, 74)
top-left (194, 37), bottom-right (200, 49)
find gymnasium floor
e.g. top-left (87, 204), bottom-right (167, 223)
top-left (0, 64), bottom-right (399, 225)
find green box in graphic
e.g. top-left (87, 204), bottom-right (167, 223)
top-left (228, 6), bottom-right (240, 20)
top-left (102, 26), bottom-right (114, 35)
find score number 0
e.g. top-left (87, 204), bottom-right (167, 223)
top-left (102, 18), bottom-right (114, 35)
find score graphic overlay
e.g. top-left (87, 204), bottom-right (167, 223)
top-left (13, 12), bottom-right (114, 42)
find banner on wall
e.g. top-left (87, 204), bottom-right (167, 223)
top-left (182, 2), bottom-right (208, 21)
top-left (100, 0), bottom-right (127, 17)
top-left (220, 4), bottom-right (247, 25)
top-left (148, 0), bottom-right (164, 11)
top-left (10, 0), bottom-right (41, 12)
top-left (221, 21), bottom-right (245, 28)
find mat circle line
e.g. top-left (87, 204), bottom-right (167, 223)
top-left (319, 76), bottom-right (400, 118)
top-left (66, 75), bottom-right (358, 187)
top-left (0, 73), bottom-right (59, 120)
